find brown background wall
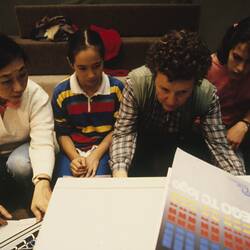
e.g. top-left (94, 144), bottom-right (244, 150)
top-left (0, 0), bottom-right (249, 51)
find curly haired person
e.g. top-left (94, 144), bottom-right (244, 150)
top-left (109, 30), bottom-right (245, 178)
top-left (207, 17), bottom-right (250, 174)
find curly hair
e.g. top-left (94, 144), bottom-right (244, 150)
top-left (217, 16), bottom-right (250, 65)
top-left (146, 30), bottom-right (211, 83)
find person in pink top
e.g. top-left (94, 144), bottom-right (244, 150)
top-left (207, 16), bottom-right (250, 173)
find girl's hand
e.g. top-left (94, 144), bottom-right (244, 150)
top-left (85, 153), bottom-right (100, 177)
top-left (70, 156), bottom-right (87, 177)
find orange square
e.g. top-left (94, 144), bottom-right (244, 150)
top-left (211, 234), bottom-right (219, 243)
top-left (201, 229), bottom-right (208, 237)
top-left (201, 222), bottom-right (209, 229)
top-left (211, 226), bottom-right (219, 234)
top-left (167, 214), bottom-right (176, 223)
top-left (187, 223), bottom-right (195, 232)
top-left (177, 219), bottom-right (185, 227)
top-left (224, 240), bottom-right (233, 248)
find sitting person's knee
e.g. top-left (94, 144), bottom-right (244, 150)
top-left (6, 155), bottom-right (32, 183)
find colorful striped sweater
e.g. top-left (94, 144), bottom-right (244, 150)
top-left (52, 73), bottom-right (124, 151)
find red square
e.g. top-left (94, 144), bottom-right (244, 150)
top-left (224, 232), bottom-right (233, 240)
top-left (167, 214), bottom-right (176, 223)
top-left (187, 223), bottom-right (195, 232)
top-left (177, 219), bottom-right (185, 227)
top-left (236, 246), bottom-right (243, 250)
top-left (224, 240), bottom-right (233, 248)
top-left (201, 222), bottom-right (209, 229)
top-left (201, 229), bottom-right (209, 237)
top-left (188, 216), bottom-right (195, 223)
top-left (169, 207), bottom-right (177, 215)
top-left (179, 211), bottom-right (186, 219)
top-left (211, 226), bottom-right (219, 234)
top-left (236, 237), bottom-right (243, 245)
top-left (211, 233), bottom-right (219, 243)
top-left (245, 240), bottom-right (250, 247)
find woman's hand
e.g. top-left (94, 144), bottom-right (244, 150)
top-left (31, 180), bottom-right (51, 221)
top-left (70, 156), bottom-right (87, 177)
top-left (0, 205), bottom-right (12, 226)
top-left (227, 121), bottom-right (248, 149)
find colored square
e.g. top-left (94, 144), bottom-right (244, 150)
top-left (236, 236), bottom-right (243, 245)
top-left (186, 232), bottom-right (195, 241)
top-left (187, 223), bottom-right (195, 232)
top-left (168, 213), bottom-right (176, 223)
top-left (201, 229), bottom-right (209, 238)
top-left (201, 222), bottom-right (209, 230)
top-left (169, 207), bottom-right (177, 215)
top-left (211, 242), bottom-right (220, 250)
top-left (177, 219), bottom-right (186, 227)
top-left (211, 233), bottom-right (219, 243)
top-left (224, 232), bottom-right (233, 240)
top-left (162, 223), bottom-right (174, 248)
top-left (245, 240), bottom-right (250, 247)
top-left (179, 211), bottom-right (187, 219)
top-left (211, 226), bottom-right (219, 234)
top-left (235, 246), bottom-right (243, 250)
top-left (200, 238), bottom-right (209, 250)
top-left (224, 240), bottom-right (233, 248)
top-left (188, 216), bottom-right (196, 223)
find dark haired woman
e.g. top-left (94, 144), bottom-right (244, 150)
top-left (52, 29), bottom-right (124, 178)
top-left (207, 16), bottom-right (250, 173)
top-left (0, 33), bottom-right (55, 225)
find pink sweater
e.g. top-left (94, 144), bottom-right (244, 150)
top-left (207, 54), bottom-right (250, 127)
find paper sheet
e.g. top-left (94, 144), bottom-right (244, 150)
top-left (0, 217), bottom-right (36, 243)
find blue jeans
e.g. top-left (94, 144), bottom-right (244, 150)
top-left (54, 152), bottom-right (111, 179)
top-left (0, 143), bottom-right (33, 206)
top-left (5, 143), bottom-right (32, 185)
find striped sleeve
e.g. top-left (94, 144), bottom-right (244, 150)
top-left (109, 79), bottom-right (137, 172)
top-left (51, 83), bottom-right (73, 137)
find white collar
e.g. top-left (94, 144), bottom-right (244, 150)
top-left (70, 72), bottom-right (110, 97)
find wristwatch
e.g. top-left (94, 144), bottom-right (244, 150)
top-left (241, 119), bottom-right (250, 130)
top-left (33, 175), bottom-right (50, 185)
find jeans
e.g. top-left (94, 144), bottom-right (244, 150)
top-left (0, 143), bottom-right (33, 207)
top-left (6, 143), bottom-right (33, 185)
top-left (53, 151), bottom-right (111, 179)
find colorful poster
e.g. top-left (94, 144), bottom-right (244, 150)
top-left (156, 149), bottom-right (250, 250)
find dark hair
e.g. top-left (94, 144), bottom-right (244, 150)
top-left (0, 33), bottom-right (27, 70)
top-left (146, 30), bottom-right (211, 83)
top-left (217, 16), bottom-right (250, 65)
top-left (67, 29), bottom-right (105, 64)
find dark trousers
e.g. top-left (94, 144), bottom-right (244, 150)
top-left (0, 156), bottom-right (32, 210)
top-left (129, 131), bottom-right (211, 177)
top-left (240, 131), bottom-right (250, 174)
